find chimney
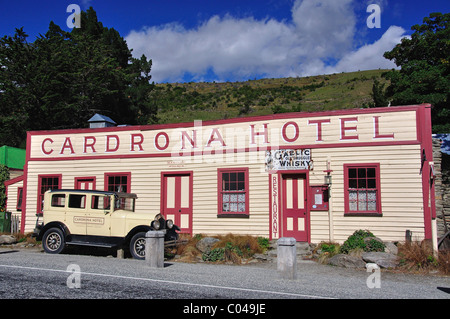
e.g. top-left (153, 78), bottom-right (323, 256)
top-left (88, 114), bottom-right (116, 129)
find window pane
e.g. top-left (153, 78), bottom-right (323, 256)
top-left (359, 191), bottom-right (367, 201)
top-left (117, 197), bottom-right (135, 211)
top-left (223, 202), bottom-right (230, 212)
top-left (368, 201), bottom-right (377, 211)
top-left (368, 190), bottom-right (377, 201)
top-left (349, 201), bottom-right (357, 211)
top-left (358, 178), bottom-right (366, 188)
top-left (68, 195), bottom-right (86, 209)
top-left (92, 195), bottom-right (110, 210)
top-left (237, 193), bottom-right (245, 202)
top-left (17, 188), bottom-right (23, 210)
top-left (349, 190), bottom-right (357, 201)
top-left (230, 173), bottom-right (237, 182)
top-left (230, 203), bottom-right (238, 212)
top-left (237, 172), bottom-right (245, 182)
top-left (230, 194), bottom-right (238, 202)
top-left (51, 194), bottom-right (65, 207)
top-left (367, 168), bottom-right (376, 178)
top-left (358, 200), bottom-right (366, 211)
top-left (223, 194), bottom-right (229, 202)
top-left (349, 168), bottom-right (357, 178)
top-left (222, 173), bottom-right (229, 191)
top-left (358, 168), bottom-right (366, 178)
top-left (238, 203), bottom-right (246, 212)
top-left (368, 178), bottom-right (376, 189)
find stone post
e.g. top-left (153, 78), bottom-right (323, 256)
top-left (277, 237), bottom-right (297, 279)
top-left (145, 230), bottom-right (165, 268)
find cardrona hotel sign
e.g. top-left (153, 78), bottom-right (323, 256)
top-left (31, 112), bottom-right (405, 161)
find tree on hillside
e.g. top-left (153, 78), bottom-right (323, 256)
top-left (382, 12), bottom-right (449, 133)
top-left (0, 7), bottom-right (156, 148)
top-left (369, 79), bottom-right (389, 108)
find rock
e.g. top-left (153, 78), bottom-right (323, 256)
top-left (296, 242), bottom-right (311, 251)
top-left (0, 235), bottom-right (17, 245)
top-left (196, 237), bottom-right (219, 254)
top-left (384, 242), bottom-right (398, 255)
top-left (253, 253), bottom-right (274, 262)
top-left (328, 254), bottom-right (366, 268)
top-left (362, 252), bottom-right (399, 269)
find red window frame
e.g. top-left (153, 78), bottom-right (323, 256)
top-left (344, 163), bottom-right (381, 216)
top-left (217, 168), bottom-right (249, 217)
top-left (16, 187), bottom-right (23, 211)
top-left (74, 176), bottom-right (96, 190)
top-left (104, 172), bottom-right (131, 193)
top-left (37, 174), bottom-right (62, 215)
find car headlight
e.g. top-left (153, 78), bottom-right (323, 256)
top-left (151, 220), bottom-right (160, 230)
top-left (166, 219), bottom-right (174, 229)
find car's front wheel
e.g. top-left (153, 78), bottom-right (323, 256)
top-left (42, 227), bottom-right (66, 254)
top-left (130, 232), bottom-right (146, 260)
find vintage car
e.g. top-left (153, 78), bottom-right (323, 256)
top-left (34, 189), bottom-right (179, 259)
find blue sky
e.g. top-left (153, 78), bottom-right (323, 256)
top-left (1, 0), bottom-right (448, 83)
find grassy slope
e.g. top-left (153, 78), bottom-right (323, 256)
top-left (154, 69), bottom-right (390, 124)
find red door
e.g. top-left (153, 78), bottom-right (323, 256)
top-left (282, 174), bottom-right (309, 242)
top-left (161, 172), bottom-right (193, 234)
top-left (75, 177), bottom-right (95, 190)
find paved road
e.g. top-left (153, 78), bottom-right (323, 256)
top-left (0, 248), bottom-right (449, 303)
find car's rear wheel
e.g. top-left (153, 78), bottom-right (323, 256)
top-left (130, 232), bottom-right (146, 260)
top-left (42, 227), bottom-right (66, 254)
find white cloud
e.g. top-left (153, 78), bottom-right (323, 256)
top-left (125, 0), bottom-right (407, 82)
top-left (323, 25), bottom-right (407, 74)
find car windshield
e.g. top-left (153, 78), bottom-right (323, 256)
top-left (114, 196), bottom-right (135, 212)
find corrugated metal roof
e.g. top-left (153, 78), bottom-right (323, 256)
top-left (88, 113), bottom-right (116, 124)
top-left (0, 146), bottom-right (25, 170)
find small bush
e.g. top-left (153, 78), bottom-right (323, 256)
top-left (315, 241), bottom-right (340, 264)
top-left (202, 242), bottom-right (243, 263)
top-left (202, 247), bottom-right (225, 262)
top-left (211, 234), bottom-right (264, 258)
top-left (321, 243), bottom-right (338, 254)
top-left (365, 238), bottom-right (385, 252)
top-left (339, 230), bottom-right (385, 254)
top-left (257, 237), bottom-right (270, 252)
top-left (174, 234), bottom-right (203, 263)
top-left (397, 241), bottom-right (450, 275)
top-left (176, 234), bottom-right (269, 264)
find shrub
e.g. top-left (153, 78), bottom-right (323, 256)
top-left (202, 247), bottom-right (225, 262)
top-left (339, 230), bottom-right (385, 254)
top-left (202, 242), bottom-right (243, 263)
top-left (212, 234), bottom-right (264, 258)
top-left (257, 237), bottom-right (270, 252)
top-left (321, 243), bottom-right (337, 254)
top-left (177, 234), bottom-right (271, 264)
top-left (397, 241), bottom-right (450, 274)
top-left (365, 238), bottom-right (386, 252)
top-left (315, 241), bottom-right (340, 264)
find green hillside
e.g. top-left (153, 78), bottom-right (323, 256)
top-left (152, 69), bottom-right (390, 124)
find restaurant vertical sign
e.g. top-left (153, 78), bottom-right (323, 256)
top-left (270, 173), bottom-right (280, 239)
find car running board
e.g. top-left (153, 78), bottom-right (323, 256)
top-left (66, 241), bottom-right (118, 249)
